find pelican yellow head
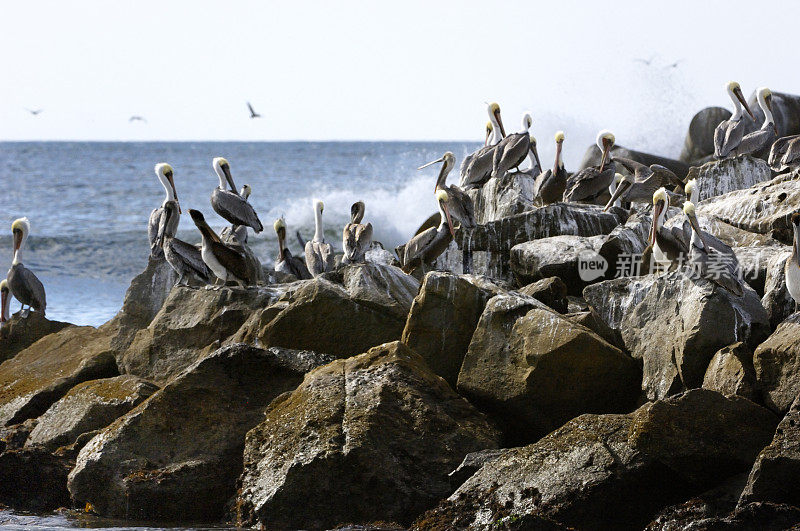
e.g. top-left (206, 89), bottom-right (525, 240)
top-left (727, 81), bottom-right (741, 92)
top-left (685, 179), bottom-right (696, 198)
top-left (653, 187), bottom-right (667, 205)
top-left (683, 200), bottom-right (696, 217)
top-left (555, 131), bottom-right (565, 143)
top-left (273, 217), bottom-right (286, 233)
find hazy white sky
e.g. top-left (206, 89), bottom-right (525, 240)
top-left (3, 0), bottom-right (799, 158)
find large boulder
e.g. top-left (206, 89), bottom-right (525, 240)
top-left (733, 245), bottom-right (788, 296)
top-left (585, 273), bottom-right (770, 400)
top-left (679, 106), bottom-right (732, 163)
top-left (417, 390), bottom-right (776, 530)
top-left (67, 344), bottom-right (332, 521)
top-left (518, 277), bottom-right (568, 313)
top-left (456, 293), bottom-right (641, 444)
top-left (234, 341), bottom-right (500, 530)
top-left (0, 313), bottom-right (73, 363)
top-left (510, 235), bottom-right (605, 294)
top-left (0, 448), bottom-right (73, 511)
top-left (466, 172), bottom-right (535, 223)
top-left (25, 375), bottom-right (158, 451)
top-left (684, 155), bottom-right (772, 202)
top-left (0, 327), bottom-right (118, 426)
top-left (401, 272), bottom-right (506, 388)
top-left (761, 248), bottom-right (796, 327)
top-left (702, 342), bottom-right (757, 401)
top-left (753, 312), bottom-right (800, 414)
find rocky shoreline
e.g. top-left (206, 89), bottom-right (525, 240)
top-left (2, 107), bottom-right (800, 529)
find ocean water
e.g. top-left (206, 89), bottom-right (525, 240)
top-left (0, 141), bottom-right (479, 326)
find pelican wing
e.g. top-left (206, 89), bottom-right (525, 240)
top-left (8, 264), bottom-right (46, 314)
top-left (343, 223), bottom-right (357, 261)
top-left (611, 156), bottom-right (651, 182)
top-left (209, 240), bottom-right (252, 282)
top-left (166, 237), bottom-right (212, 282)
top-left (211, 189), bottom-right (264, 232)
top-left (403, 226), bottom-right (438, 269)
top-left (715, 119), bottom-right (745, 158)
top-left (564, 163), bottom-right (615, 202)
top-left (353, 222), bottom-right (373, 261)
top-left (460, 145), bottom-right (496, 189)
top-left (445, 185), bottom-right (476, 229)
top-left (492, 133), bottom-right (529, 177)
top-left (148, 207), bottom-right (164, 256)
top-left (305, 241), bottom-right (334, 277)
top-left (733, 125), bottom-right (775, 157)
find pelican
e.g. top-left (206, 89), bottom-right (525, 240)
top-left (733, 87), bottom-right (778, 157)
top-left (713, 81), bottom-right (756, 159)
top-left (491, 113), bottom-right (541, 177)
top-left (155, 202), bottom-right (212, 286)
top-left (0, 279), bottom-right (10, 325)
top-left (189, 209), bottom-right (256, 288)
top-left (148, 163), bottom-right (180, 258)
top-left (684, 178), bottom-right (699, 204)
top-left (211, 157), bottom-right (263, 233)
top-left (7, 218), bottom-right (46, 317)
top-left (533, 131), bottom-right (567, 205)
top-left (768, 134), bottom-right (800, 173)
top-left (459, 102), bottom-right (507, 189)
top-left (274, 218), bottom-right (312, 279)
top-left (564, 130), bottom-right (616, 202)
top-left (305, 200), bottom-right (335, 277)
top-left (401, 189), bottom-right (455, 274)
top-left (649, 188), bottom-right (688, 270)
top-left (342, 201), bottom-right (373, 264)
top-left (787, 213), bottom-right (800, 312)
top-left (684, 201), bottom-right (744, 296)
top-left (419, 152), bottom-right (476, 230)
top-left (220, 184), bottom-right (253, 244)
top-left (604, 156), bottom-right (680, 210)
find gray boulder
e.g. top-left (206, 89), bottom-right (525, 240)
top-left (0, 313), bottom-right (73, 363)
top-left (760, 248), bottom-right (796, 328)
top-left (684, 155), bottom-right (772, 202)
top-left (753, 312), bottom-right (800, 414)
top-left (679, 106), bottom-right (732, 163)
top-left (702, 342), bottom-right (757, 401)
top-left (465, 172), bottom-right (535, 223)
top-left (510, 235), bottom-right (605, 294)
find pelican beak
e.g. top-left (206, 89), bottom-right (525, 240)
top-left (441, 201), bottom-right (456, 239)
top-left (649, 200), bottom-right (664, 245)
top-left (735, 87), bottom-right (756, 121)
top-left (484, 127), bottom-right (491, 147)
top-left (688, 212), bottom-right (711, 251)
top-left (166, 171), bottom-right (181, 214)
top-left (1, 289), bottom-right (7, 323)
top-left (531, 144), bottom-right (542, 172)
top-left (222, 164), bottom-right (239, 195)
top-left (599, 138), bottom-right (612, 170)
top-left (418, 156), bottom-right (446, 170)
top-left (604, 180), bottom-right (631, 211)
top-left (494, 109), bottom-right (507, 138)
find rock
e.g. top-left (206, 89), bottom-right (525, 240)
top-left (25, 375), bottom-right (158, 451)
top-left (0, 327), bottom-right (118, 426)
top-left (234, 341), bottom-right (500, 530)
top-left (753, 313), bottom-right (800, 414)
top-left (68, 343), bottom-right (332, 521)
top-left (684, 156), bottom-right (772, 202)
top-left (100, 258), bottom-right (176, 352)
top-left (0, 447), bottom-right (73, 511)
top-left (739, 393), bottom-right (800, 507)
top-left (510, 235), bottom-right (605, 294)
top-left (702, 343), bottom-right (757, 401)
top-left (465, 172), bottom-right (535, 224)
top-left (251, 264), bottom-right (419, 358)
top-left (0, 418), bottom-right (38, 452)
top-left (456, 293), bottom-right (640, 444)
top-left (119, 285), bottom-right (286, 383)
top-left (698, 173), bottom-right (800, 245)
top-left (679, 106), bottom-right (732, 163)
top-left (418, 390), bottom-right (776, 530)
top-left (565, 310), bottom-right (623, 350)
top-left (733, 245), bottom-right (788, 296)
top-left (518, 277), bottom-right (568, 313)
top-left (585, 272), bottom-right (770, 400)
top-left (579, 144), bottom-right (690, 180)
top-left (0, 313), bottom-right (73, 363)
top-left (447, 449), bottom-right (507, 490)
top-left (401, 272), bottom-right (506, 388)
top-left (597, 213), bottom-right (650, 280)
top-left (761, 248), bottom-right (796, 328)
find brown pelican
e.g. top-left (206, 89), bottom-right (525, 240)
top-left (419, 152), bottom-right (476, 230)
top-left (305, 200), bottom-right (335, 277)
top-left (768, 134), bottom-right (800, 173)
top-left (211, 157), bottom-right (263, 233)
top-left (788, 213), bottom-right (800, 312)
top-left (491, 113), bottom-right (541, 177)
top-left (533, 131), bottom-right (567, 205)
top-left (684, 201), bottom-right (743, 296)
top-left (247, 102), bottom-right (261, 119)
top-left (274, 217), bottom-right (312, 279)
top-left (156, 202), bottom-right (212, 286)
top-left (459, 102), bottom-right (507, 189)
top-left (0, 279), bottom-right (10, 325)
top-left (563, 130), bottom-right (616, 202)
top-left (148, 163), bottom-right (180, 258)
top-left (713, 81), bottom-right (756, 159)
top-left (7, 218), bottom-right (46, 317)
top-left (524, 135), bottom-right (543, 175)
top-left (733, 87), bottom-right (778, 157)
top-left (401, 189), bottom-right (455, 274)
top-left (649, 188), bottom-right (688, 270)
top-left (342, 201), bottom-right (373, 264)
top-left (189, 209), bottom-right (256, 287)
top-left (604, 156), bottom-right (680, 210)
top-left (220, 184), bottom-right (253, 244)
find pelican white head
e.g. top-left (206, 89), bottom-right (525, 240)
top-left (154, 163), bottom-right (178, 203)
top-left (11, 217), bottom-right (31, 265)
top-left (212, 157), bottom-right (236, 191)
top-left (596, 130), bottom-right (615, 169)
top-left (521, 112), bottom-right (532, 132)
top-left (487, 102), bottom-right (506, 140)
top-left (312, 199), bottom-right (325, 242)
top-left (684, 179), bottom-right (698, 204)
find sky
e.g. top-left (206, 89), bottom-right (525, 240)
top-left (3, 0), bottom-right (800, 161)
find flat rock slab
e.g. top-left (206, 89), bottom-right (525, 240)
top-left (235, 341), bottom-right (500, 530)
top-left (754, 312), bottom-right (800, 414)
top-left (686, 155), bottom-right (772, 202)
top-left (0, 327), bottom-right (118, 426)
top-left (510, 234), bottom-right (605, 294)
top-left (0, 313), bottom-right (73, 363)
top-left (68, 344), bottom-right (332, 521)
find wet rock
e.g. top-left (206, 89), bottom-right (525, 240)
top-left (733, 245), bottom-right (788, 296)
top-left (0, 418), bottom-right (38, 452)
top-left (761, 248), bottom-right (796, 328)
top-left (679, 106), bottom-right (732, 163)
top-left (565, 310), bottom-right (623, 350)
top-left (234, 341), bottom-right (500, 530)
top-left (456, 293), bottom-right (640, 444)
top-left (0, 313), bottom-right (73, 363)
top-left (25, 375), bottom-right (158, 451)
top-left (518, 276), bottom-right (568, 313)
top-left (586, 272), bottom-right (769, 400)
top-left (580, 144), bottom-right (689, 180)
top-left (68, 343), bottom-right (331, 521)
top-left (401, 272), bottom-right (506, 388)
top-left (0, 327), bottom-right (118, 426)
top-left (510, 235), bottom-right (605, 295)
top-left (684, 155), bottom-right (772, 202)
top-left (0, 447), bottom-right (73, 511)
top-left (702, 342), bottom-right (757, 401)
top-left (120, 285), bottom-right (286, 383)
top-left (447, 449), bottom-right (507, 490)
top-left (418, 390), bottom-right (776, 530)
top-left (753, 313), bottom-right (800, 414)
top-left (465, 172), bottom-right (535, 224)
top-left (739, 393), bottom-right (800, 507)
top-left (597, 213), bottom-right (651, 280)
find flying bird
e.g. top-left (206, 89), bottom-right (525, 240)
top-left (25, 108), bottom-right (43, 116)
top-left (247, 102), bottom-right (261, 119)
top-left (129, 116), bottom-right (147, 123)
top-left (633, 56), bottom-right (655, 66)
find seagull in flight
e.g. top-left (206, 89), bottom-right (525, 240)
top-left (25, 108), bottom-right (43, 116)
top-left (247, 102), bottom-right (261, 119)
top-left (633, 55), bottom-right (656, 66)
top-left (129, 115), bottom-right (147, 123)
top-left (666, 59), bottom-right (683, 69)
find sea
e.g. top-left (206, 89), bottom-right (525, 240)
top-left (0, 141), bottom-right (481, 327)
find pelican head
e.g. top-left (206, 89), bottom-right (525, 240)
top-left (555, 131), bottom-right (565, 143)
top-left (241, 183), bottom-right (252, 200)
top-left (522, 112), bottom-right (532, 132)
top-left (273, 217), bottom-right (286, 234)
top-left (684, 200), bottom-right (710, 250)
top-left (11, 217), bottom-right (30, 257)
top-left (649, 187), bottom-right (668, 245)
top-left (604, 173), bottom-right (633, 211)
top-left (350, 200), bottom-right (366, 224)
top-left (314, 199), bottom-right (324, 216)
top-left (419, 152), bottom-right (455, 190)
top-left (758, 87), bottom-right (779, 135)
top-left (726, 81), bottom-right (756, 121)
top-left (154, 162), bottom-right (179, 208)
top-left (487, 102), bottom-right (506, 138)
top-left (793, 212), bottom-right (800, 227)
top-left (212, 157), bottom-right (238, 193)
top-left (684, 179), bottom-right (697, 203)
top-left (0, 278), bottom-right (8, 324)
top-left (596, 130), bottom-right (615, 169)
